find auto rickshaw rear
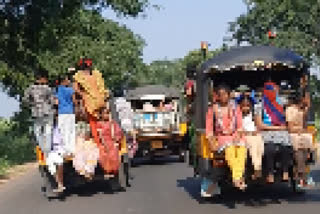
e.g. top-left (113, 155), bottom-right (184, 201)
top-left (191, 45), bottom-right (318, 197)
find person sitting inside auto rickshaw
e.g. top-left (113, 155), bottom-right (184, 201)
top-left (237, 93), bottom-right (264, 180)
top-left (207, 84), bottom-right (247, 190)
top-left (255, 79), bottom-right (291, 183)
top-left (286, 93), bottom-right (314, 188)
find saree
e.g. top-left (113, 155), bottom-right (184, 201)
top-left (263, 82), bottom-right (286, 126)
top-left (74, 70), bottom-right (108, 118)
top-left (74, 69), bottom-right (109, 146)
top-left (96, 120), bottom-right (122, 174)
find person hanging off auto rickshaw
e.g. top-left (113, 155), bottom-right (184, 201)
top-left (184, 79), bottom-right (197, 169)
top-left (96, 106), bottom-right (123, 176)
top-left (206, 84), bottom-right (247, 191)
top-left (286, 92), bottom-right (315, 188)
top-left (73, 58), bottom-right (109, 150)
top-left (237, 90), bottom-right (265, 180)
top-left (255, 78), bottom-right (291, 183)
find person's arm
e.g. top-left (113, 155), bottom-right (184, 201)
top-left (255, 113), bottom-right (285, 131)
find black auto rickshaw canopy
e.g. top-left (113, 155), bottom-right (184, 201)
top-left (195, 45), bottom-right (310, 130)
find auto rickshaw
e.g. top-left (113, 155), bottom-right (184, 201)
top-left (35, 103), bottom-right (130, 199)
top-left (126, 85), bottom-right (188, 163)
top-left (192, 45), bottom-right (318, 196)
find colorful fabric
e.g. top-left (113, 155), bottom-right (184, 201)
top-left (74, 70), bottom-right (108, 118)
top-left (213, 103), bottom-right (246, 152)
top-left (96, 121), bottom-right (122, 174)
top-left (73, 137), bottom-right (99, 177)
top-left (263, 82), bottom-right (286, 126)
top-left (225, 146), bottom-right (247, 181)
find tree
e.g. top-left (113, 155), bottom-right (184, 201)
top-left (229, 0), bottom-right (320, 61)
top-left (0, 0), bottom-right (150, 98)
top-left (135, 47), bottom-right (223, 89)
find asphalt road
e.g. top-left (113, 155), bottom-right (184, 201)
top-left (1, 158), bottom-right (320, 214)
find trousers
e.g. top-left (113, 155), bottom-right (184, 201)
top-left (225, 145), bottom-right (247, 181)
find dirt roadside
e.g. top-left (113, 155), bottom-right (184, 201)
top-left (0, 162), bottom-right (38, 187)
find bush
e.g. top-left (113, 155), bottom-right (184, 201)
top-left (0, 118), bottom-right (35, 176)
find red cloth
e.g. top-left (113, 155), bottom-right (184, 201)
top-left (96, 121), bottom-right (122, 174)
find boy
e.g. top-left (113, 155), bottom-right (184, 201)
top-left (286, 93), bottom-right (314, 188)
top-left (23, 69), bottom-right (56, 156)
top-left (55, 74), bottom-right (76, 157)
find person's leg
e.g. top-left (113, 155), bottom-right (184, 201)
top-left (53, 164), bottom-right (65, 193)
top-left (234, 146), bottom-right (247, 189)
top-left (281, 145), bottom-right (291, 181)
top-left (264, 143), bottom-right (276, 183)
top-left (246, 136), bottom-right (262, 175)
top-left (66, 114), bottom-right (76, 155)
top-left (44, 116), bottom-right (53, 156)
top-left (225, 145), bottom-right (241, 186)
top-left (295, 149), bottom-right (306, 182)
top-left (33, 119), bottom-right (42, 148)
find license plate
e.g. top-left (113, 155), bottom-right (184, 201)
top-left (151, 141), bottom-right (163, 149)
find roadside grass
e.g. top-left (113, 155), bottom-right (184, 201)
top-left (0, 119), bottom-right (35, 177)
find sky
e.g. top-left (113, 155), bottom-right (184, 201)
top-left (0, 0), bottom-right (248, 118)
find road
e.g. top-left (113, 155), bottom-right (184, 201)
top-left (1, 158), bottom-right (320, 214)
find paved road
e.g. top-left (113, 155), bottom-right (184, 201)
top-left (1, 158), bottom-right (320, 214)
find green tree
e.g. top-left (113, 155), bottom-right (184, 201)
top-left (0, 0), bottom-right (150, 98)
top-left (136, 47), bottom-right (223, 89)
top-left (229, 0), bottom-right (320, 61)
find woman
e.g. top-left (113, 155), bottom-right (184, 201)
top-left (96, 107), bottom-right (123, 175)
top-left (73, 58), bottom-right (109, 147)
top-left (255, 80), bottom-right (290, 183)
top-left (206, 84), bottom-right (247, 190)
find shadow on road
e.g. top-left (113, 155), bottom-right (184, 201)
top-left (52, 180), bottom-right (122, 201)
top-left (177, 176), bottom-right (320, 209)
top-left (132, 156), bottom-right (183, 168)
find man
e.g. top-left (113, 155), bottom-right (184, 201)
top-left (55, 74), bottom-right (76, 157)
top-left (23, 69), bottom-right (56, 156)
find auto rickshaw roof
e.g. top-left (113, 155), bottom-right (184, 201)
top-left (200, 46), bottom-right (307, 73)
top-left (126, 85), bottom-right (180, 100)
